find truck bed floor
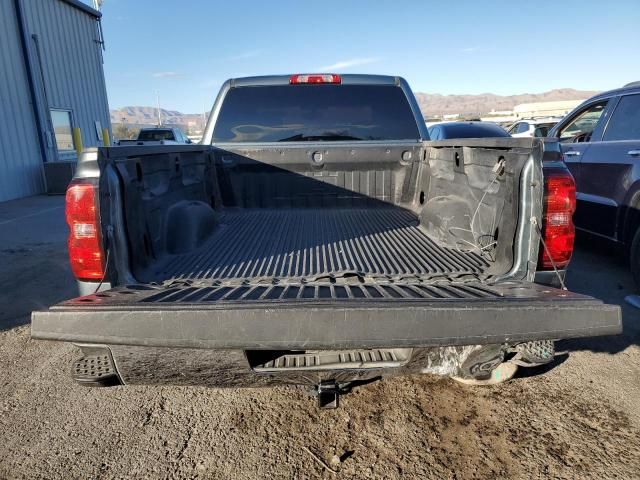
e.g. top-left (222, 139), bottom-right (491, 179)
top-left (150, 208), bottom-right (489, 284)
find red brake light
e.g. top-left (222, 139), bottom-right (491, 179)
top-left (538, 171), bottom-right (576, 270)
top-left (289, 74), bottom-right (341, 84)
top-left (66, 181), bottom-right (105, 281)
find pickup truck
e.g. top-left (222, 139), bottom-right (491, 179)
top-left (32, 74), bottom-right (621, 407)
top-left (117, 127), bottom-right (192, 146)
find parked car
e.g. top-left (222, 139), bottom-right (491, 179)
top-left (549, 81), bottom-right (640, 288)
top-left (117, 127), bottom-right (192, 145)
top-left (31, 74), bottom-right (620, 407)
top-left (508, 117), bottom-right (562, 138)
top-left (428, 121), bottom-right (509, 140)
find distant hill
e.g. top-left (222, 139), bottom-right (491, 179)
top-left (414, 88), bottom-right (599, 117)
top-left (110, 106), bottom-right (208, 131)
top-left (110, 88), bottom-right (600, 128)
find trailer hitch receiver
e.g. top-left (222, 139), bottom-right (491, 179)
top-left (316, 382), bottom-right (339, 409)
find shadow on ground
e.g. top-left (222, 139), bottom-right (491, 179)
top-left (559, 235), bottom-right (639, 355)
top-left (0, 196), bottom-right (76, 331)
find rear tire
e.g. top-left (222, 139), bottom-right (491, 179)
top-left (631, 227), bottom-right (640, 291)
top-left (452, 361), bottom-right (518, 386)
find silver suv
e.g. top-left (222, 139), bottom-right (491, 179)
top-left (508, 117), bottom-right (562, 138)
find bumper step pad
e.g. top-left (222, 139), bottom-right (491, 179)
top-left (72, 351), bottom-right (121, 387)
top-left (250, 348), bottom-right (412, 372)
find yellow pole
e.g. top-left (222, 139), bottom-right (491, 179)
top-left (102, 128), bottom-right (110, 146)
top-left (72, 127), bottom-right (83, 157)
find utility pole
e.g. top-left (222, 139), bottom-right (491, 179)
top-left (155, 89), bottom-right (162, 126)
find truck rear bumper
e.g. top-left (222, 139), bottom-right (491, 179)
top-left (31, 281), bottom-right (621, 350)
top-left (90, 344), bottom-right (508, 388)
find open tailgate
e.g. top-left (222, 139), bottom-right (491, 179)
top-left (31, 280), bottom-right (621, 349)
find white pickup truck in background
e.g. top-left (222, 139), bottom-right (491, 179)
top-left (117, 127), bottom-right (192, 146)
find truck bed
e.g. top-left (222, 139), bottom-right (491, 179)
top-left (31, 140), bottom-right (621, 389)
top-left (148, 207), bottom-right (489, 284)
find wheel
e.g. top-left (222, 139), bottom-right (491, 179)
top-left (452, 361), bottom-right (518, 386)
top-left (630, 227), bottom-right (640, 291)
top-left (452, 345), bottom-right (518, 386)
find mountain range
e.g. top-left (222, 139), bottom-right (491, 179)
top-left (110, 106), bottom-right (208, 130)
top-left (110, 88), bottom-right (600, 129)
top-left (413, 88), bottom-right (598, 117)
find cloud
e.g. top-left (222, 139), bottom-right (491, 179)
top-left (199, 72), bottom-right (249, 89)
top-left (317, 57), bottom-right (381, 71)
top-left (200, 78), bottom-right (223, 89)
top-left (151, 71), bottom-right (183, 78)
top-left (460, 46), bottom-right (480, 54)
top-left (228, 50), bottom-right (263, 60)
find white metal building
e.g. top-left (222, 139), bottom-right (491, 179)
top-left (513, 100), bottom-right (586, 119)
top-left (0, 0), bottom-right (110, 202)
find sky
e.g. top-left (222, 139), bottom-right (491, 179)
top-left (100, 0), bottom-right (640, 113)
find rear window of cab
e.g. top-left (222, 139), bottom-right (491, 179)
top-left (212, 84), bottom-right (420, 143)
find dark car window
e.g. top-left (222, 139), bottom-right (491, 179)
top-left (558, 102), bottom-right (607, 142)
top-left (510, 122), bottom-right (524, 133)
top-left (534, 126), bottom-right (547, 137)
top-left (603, 94), bottom-right (640, 141)
top-left (533, 123), bottom-right (556, 137)
top-left (138, 129), bottom-right (175, 141)
top-left (212, 85), bottom-right (420, 142)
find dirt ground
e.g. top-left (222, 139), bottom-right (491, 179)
top-left (1, 196), bottom-right (639, 479)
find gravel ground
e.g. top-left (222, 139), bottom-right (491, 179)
top-left (0, 196), bottom-right (639, 479)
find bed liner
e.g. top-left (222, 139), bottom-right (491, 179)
top-left (146, 207), bottom-right (490, 285)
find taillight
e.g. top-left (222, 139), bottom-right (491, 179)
top-left (538, 170), bottom-right (576, 270)
top-left (289, 74), bottom-right (341, 84)
top-left (65, 180), bottom-right (105, 281)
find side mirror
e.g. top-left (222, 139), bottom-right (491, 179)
top-left (185, 138), bottom-right (192, 144)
